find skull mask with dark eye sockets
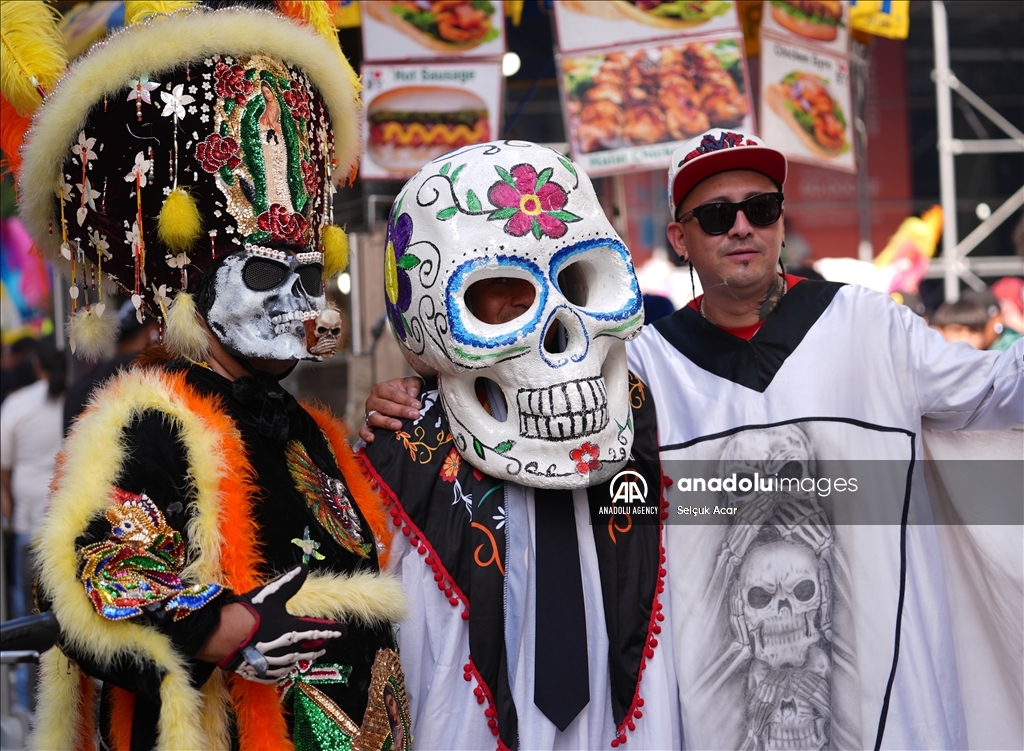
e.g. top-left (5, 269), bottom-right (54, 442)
top-left (205, 248), bottom-right (326, 361)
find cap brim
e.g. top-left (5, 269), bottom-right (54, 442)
top-left (672, 148), bottom-right (787, 210)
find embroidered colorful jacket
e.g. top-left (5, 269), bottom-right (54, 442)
top-left (33, 360), bottom-right (406, 751)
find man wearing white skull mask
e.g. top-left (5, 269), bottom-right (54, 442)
top-left (367, 130), bottom-right (1023, 751)
top-left (12, 5), bottom-right (409, 749)
top-left (358, 141), bottom-right (680, 749)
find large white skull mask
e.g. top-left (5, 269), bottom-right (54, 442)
top-left (205, 248), bottom-right (326, 361)
top-left (385, 142), bottom-right (643, 488)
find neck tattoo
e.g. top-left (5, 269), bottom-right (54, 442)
top-left (756, 274), bottom-right (787, 321)
top-left (700, 274), bottom-right (787, 323)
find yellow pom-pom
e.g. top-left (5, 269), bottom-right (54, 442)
top-left (157, 187), bottom-right (202, 253)
top-left (322, 225), bottom-right (349, 278)
top-left (124, 1), bottom-right (198, 25)
top-left (67, 306), bottom-right (118, 361)
top-left (164, 291), bottom-right (209, 360)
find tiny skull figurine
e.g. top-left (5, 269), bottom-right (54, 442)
top-left (307, 307), bottom-right (343, 357)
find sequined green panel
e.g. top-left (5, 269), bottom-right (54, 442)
top-left (292, 685), bottom-right (355, 751)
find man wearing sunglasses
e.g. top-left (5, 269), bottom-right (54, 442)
top-left (627, 128), bottom-right (1023, 751)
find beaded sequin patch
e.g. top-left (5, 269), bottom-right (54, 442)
top-left (286, 440), bottom-right (371, 558)
top-left (79, 489), bottom-right (222, 621)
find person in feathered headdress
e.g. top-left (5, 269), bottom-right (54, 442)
top-left (3, 3), bottom-right (409, 750)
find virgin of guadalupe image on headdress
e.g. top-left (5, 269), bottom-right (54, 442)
top-left (211, 54), bottom-right (332, 250)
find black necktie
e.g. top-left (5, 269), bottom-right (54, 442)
top-left (534, 488), bottom-right (589, 731)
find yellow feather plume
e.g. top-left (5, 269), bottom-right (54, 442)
top-left (322, 224), bottom-right (349, 278)
top-left (124, 1), bottom-right (198, 26)
top-left (157, 187), bottom-right (202, 253)
top-left (164, 291), bottom-right (210, 361)
top-left (0, 0), bottom-right (67, 117)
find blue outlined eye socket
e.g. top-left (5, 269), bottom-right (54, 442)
top-left (446, 255), bottom-right (548, 350)
top-left (549, 238), bottom-right (642, 322)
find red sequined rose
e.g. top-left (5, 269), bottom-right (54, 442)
top-left (195, 134), bottom-right (242, 173)
top-left (282, 85), bottom-right (311, 122)
top-left (257, 204), bottom-right (308, 243)
top-left (300, 159), bottom-right (319, 196)
top-left (214, 62), bottom-right (254, 105)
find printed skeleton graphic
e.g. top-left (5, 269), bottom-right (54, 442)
top-left (694, 425), bottom-right (855, 750)
top-left (742, 647), bottom-right (831, 751)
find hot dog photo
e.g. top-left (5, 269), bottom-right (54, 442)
top-left (361, 62), bottom-right (503, 180)
top-left (368, 87), bottom-right (491, 176)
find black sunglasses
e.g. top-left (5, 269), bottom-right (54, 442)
top-left (677, 192), bottom-right (784, 235)
top-left (242, 257), bottom-right (324, 297)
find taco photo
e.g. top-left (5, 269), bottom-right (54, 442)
top-left (365, 1), bottom-right (500, 53)
top-left (766, 71), bottom-right (848, 158)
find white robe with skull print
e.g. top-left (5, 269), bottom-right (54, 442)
top-left (627, 280), bottom-right (1023, 751)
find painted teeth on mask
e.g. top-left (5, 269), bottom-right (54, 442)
top-left (516, 376), bottom-right (609, 440)
top-left (270, 310), bottom-right (319, 336)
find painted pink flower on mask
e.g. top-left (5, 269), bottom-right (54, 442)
top-left (486, 164), bottom-right (581, 240)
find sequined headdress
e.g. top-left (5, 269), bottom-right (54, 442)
top-left (6, 1), bottom-right (360, 359)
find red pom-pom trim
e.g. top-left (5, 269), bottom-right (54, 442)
top-left (356, 453), bottom-right (469, 612)
top-left (610, 500), bottom-right (667, 747)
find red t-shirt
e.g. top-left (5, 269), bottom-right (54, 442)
top-left (687, 274), bottom-right (804, 341)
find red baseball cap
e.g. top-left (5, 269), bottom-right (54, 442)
top-left (991, 276), bottom-right (1024, 314)
top-left (669, 129), bottom-right (788, 212)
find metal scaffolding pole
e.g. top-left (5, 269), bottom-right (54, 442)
top-left (932, 0), bottom-right (959, 301)
top-left (930, 0), bottom-right (1024, 301)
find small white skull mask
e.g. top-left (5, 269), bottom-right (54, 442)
top-left (205, 249), bottom-right (325, 361)
top-left (385, 142), bottom-right (643, 488)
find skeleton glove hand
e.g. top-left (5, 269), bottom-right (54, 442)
top-left (218, 565), bottom-right (346, 683)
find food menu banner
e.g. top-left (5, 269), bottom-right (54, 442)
top-left (759, 38), bottom-right (854, 172)
top-left (557, 34), bottom-right (754, 177)
top-left (360, 1), bottom-right (507, 62)
top-left (760, 0), bottom-right (849, 57)
top-left (553, 1), bottom-right (741, 53)
top-left (360, 61), bottom-right (504, 180)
